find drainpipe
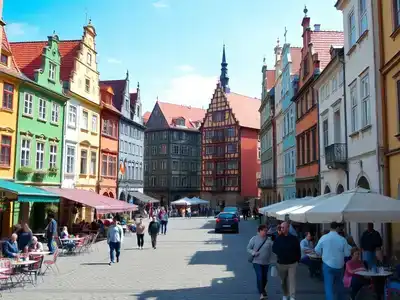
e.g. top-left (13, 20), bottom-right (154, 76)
top-left (338, 51), bottom-right (350, 191)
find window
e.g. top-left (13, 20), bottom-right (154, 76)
top-left (172, 145), bottom-right (179, 155)
top-left (82, 111), bottom-right (89, 130)
top-left (48, 145), bottom-right (57, 169)
top-left (0, 135), bottom-right (11, 166)
top-left (0, 54), bottom-right (8, 66)
top-left (227, 127), bottom-right (235, 137)
top-left (359, 0), bottom-right (368, 34)
top-left (227, 143), bottom-right (237, 153)
top-left (21, 139), bottom-right (31, 167)
top-left (349, 10), bottom-right (357, 46)
top-left (172, 161), bottom-right (178, 170)
top-left (350, 83), bottom-right (358, 132)
top-left (66, 146), bottom-right (75, 173)
top-left (101, 155), bottom-right (107, 176)
top-left (312, 128), bottom-right (317, 161)
top-left (68, 105), bottom-right (77, 127)
top-left (38, 98), bottom-right (47, 120)
top-left (3, 83), bottom-right (13, 110)
top-left (90, 151), bottom-right (96, 175)
top-left (395, 0), bottom-right (400, 28)
top-left (360, 73), bottom-right (370, 127)
top-left (109, 156), bottom-right (116, 177)
top-left (87, 53), bottom-right (92, 66)
top-left (85, 78), bottom-right (90, 93)
top-left (49, 62), bottom-right (56, 81)
top-left (323, 119), bottom-right (329, 150)
top-left (23, 93), bottom-right (33, 116)
top-left (91, 114), bottom-right (98, 132)
top-left (51, 103), bottom-right (60, 123)
top-left (36, 142), bottom-right (44, 170)
top-left (339, 66), bottom-right (344, 86)
top-left (160, 144), bottom-right (167, 154)
top-left (80, 150), bottom-right (88, 174)
top-left (332, 75), bottom-right (338, 92)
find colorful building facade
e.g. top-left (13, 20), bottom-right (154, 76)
top-left (376, 0), bottom-right (400, 253)
top-left (281, 44), bottom-right (301, 200)
top-left (99, 85), bottom-right (120, 198)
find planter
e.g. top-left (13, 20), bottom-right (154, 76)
top-left (48, 168), bottom-right (58, 176)
top-left (32, 170), bottom-right (47, 181)
top-left (18, 167), bottom-right (33, 175)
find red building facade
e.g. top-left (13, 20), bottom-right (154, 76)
top-left (293, 9), bottom-right (344, 197)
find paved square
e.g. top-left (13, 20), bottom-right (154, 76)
top-left (1, 218), bottom-right (325, 299)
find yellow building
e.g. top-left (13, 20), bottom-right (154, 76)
top-left (377, 0), bottom-right (400, 253)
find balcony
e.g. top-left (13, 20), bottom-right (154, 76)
top-left (325, 143), bottom-right (347, 170)
top-left (257, 178), bottom-right (275, 189)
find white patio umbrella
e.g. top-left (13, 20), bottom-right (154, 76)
top-left (287, 193), bottom-right (336, 222)
top-left (259, 196), bottom-right (313, 217)
top-left (189, 197), bottom-right (209, 205)
top-left (171, 197), bottom-right (191, 206)
top-left (288, 187), bottom-right (400, 223)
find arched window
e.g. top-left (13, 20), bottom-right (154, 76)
top-left (324, 185), bottom-right (331, 194)
top-left (314, 188), bottom-right (318, 197)
top-left (307, 188), bottom-right (312, 196)
top-left (103, 192), bottom-right (109, 197)
top-left (337, 184), bottom-right (344, 194)
top-left (357, 176), bottom-right (370, 190)
top-left (109, 192), bottom-right (114, 198)
top-left (302, 188), bottom-right (307, 197)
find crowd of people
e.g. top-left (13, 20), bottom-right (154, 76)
top-left (247, 221), bottom-right (385, 300)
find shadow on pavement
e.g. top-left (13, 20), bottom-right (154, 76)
top-left (80, 262), bottom-right (110, 266)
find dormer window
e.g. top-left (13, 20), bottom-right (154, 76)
top-left (176, 118), bottom-right (185, 126)
top-left (0, 54), bottom-right (8, 66)
top-left (49, 62), bottom-right (56, 81)
top-left (87, 53), bottom-right (92, 66)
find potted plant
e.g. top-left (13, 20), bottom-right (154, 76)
top-left (48, 167), bottom-right (58, 176)
top-left (18, 167), bottom-right (33, 175)
top-left (32, 170), bottom-right (48, 181)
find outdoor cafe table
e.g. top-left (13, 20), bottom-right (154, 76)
top-left (61, 237), bottom-right (84, 242)
top-left (356, 270), bottom-right (393, 299)
top-left (29, 251), bottom-right (51, 256)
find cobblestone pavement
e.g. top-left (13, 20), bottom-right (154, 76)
top-left (1, 218), bottom-right (325, 300)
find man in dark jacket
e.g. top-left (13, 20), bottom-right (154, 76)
top-left (46, 212), bottom-right (57, 254)
top-left (2, 233), bottom-right (19, 258)
top-left (272, 222), bottom-right (301, 300)
top-left (148, 216), bottom-right (160, 249)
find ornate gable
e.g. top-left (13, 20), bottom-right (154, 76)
top-left (35, 33), bottom-right (63, 94)
top-left (69, 20), bottom-right (100, 105)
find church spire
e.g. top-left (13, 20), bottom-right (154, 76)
top-left (220, 44), bottom-right (230, 93)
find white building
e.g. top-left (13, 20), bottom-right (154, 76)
top-left (315, 47), bottom-right (347, 196)
top-left (336, 0), bottom-right (382, 241)
top-left (273, 40), bottom-right (284, 201)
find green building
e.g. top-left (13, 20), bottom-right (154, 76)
top-left (10, 33), bottom-right (68, 227)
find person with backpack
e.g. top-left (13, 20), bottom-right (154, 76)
top-left (247, 224), bottom-right (274, 299)
top-left (107, 217), bottom-right (124, 265)
top-left (148, 216), bottom-right (160, 249)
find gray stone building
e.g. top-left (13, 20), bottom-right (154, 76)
top-left (100, 72), bottom-right (145, 203)
top-left (144, 102), bottom-right (205, 206)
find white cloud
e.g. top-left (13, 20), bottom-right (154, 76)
top-left (6, 23), bottom-right (39, 37)
top-left (176, 65), bottom-right (194, 72)
top-left (107, 58), bottom-right (122, 64)
top-left (153, 1), bottom-right (168, 8)
top-left (160, 74), bottom-right (217, 108)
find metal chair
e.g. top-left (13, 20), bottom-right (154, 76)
top-left (42, 249), bottom-right (60, 275)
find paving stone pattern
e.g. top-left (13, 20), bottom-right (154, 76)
top-left (1, 218), bottom-right (325, 300)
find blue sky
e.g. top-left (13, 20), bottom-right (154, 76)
top-left (4, 0), bottom-right (343, 114)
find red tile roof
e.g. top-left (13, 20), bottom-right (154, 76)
top-left (143, 111), bottom-right (151, 125)
top-left (99, 80), bottom-right (126, 110)
top-left (310, 31), bottom-right (344, 70)
top-left (157, 102), bottom-right (206, 129)
top-left (290, 47), bottom-right (302, 75)
top-left (2, 27), bottom-right (19, 72)
top-left (9, 40), bottom-right (81, 81)
top-left (266, 70), bottom-right (275, 91)
top-left (226, 92), bottom-right (260, 130)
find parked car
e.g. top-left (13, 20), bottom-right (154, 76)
top-left (222, 206), bottom-right (240, 221)
top-left (215, 212), bottom-right (239, 233)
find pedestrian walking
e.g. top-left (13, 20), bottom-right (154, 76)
top-left (272, 222), bottom-right (301, 300)
top-left (247, 224), bottom-right (274, 299)
top-left (45, 212), bottom-right (57, 254)
top-left (160, 209), bottom-right (169, 234)
top-left (148, 216), bottom-right (160, 249)
top-left (136, 218), bottom-right (145, 249)
top-left (314, 222), bottom-right (351, 300)
top-left (107, 217), bottom-right (124, 265)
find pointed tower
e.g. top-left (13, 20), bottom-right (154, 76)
top-left (261, 57), bottom-right (268, 100)
top-left (220, 44), bottom-right (230, 93)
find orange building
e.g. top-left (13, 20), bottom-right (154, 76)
top-left (201, 46), bottom-right (260, 209)
top-left (294, 10), bottom-right (344, 197)
top-left (98, 84), bottom-right (120, 198)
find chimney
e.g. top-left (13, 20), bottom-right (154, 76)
top-left (314, 24), bottom-right (321, 31)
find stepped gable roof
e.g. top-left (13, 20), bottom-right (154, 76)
top-left (225, 92), bottom-right (260, 130)
top-left (10, 39), bottom-right (80, 81)
top-left (310, 31), bottom-right (344, 70)
top-left (99, 79), bottom-right (127, 110)
top-left (157, 101), bottom-right (206, 129)
top-left (290, 47), bottom-right (302, 75)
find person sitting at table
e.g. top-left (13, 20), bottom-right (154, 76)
top-left (2, 233), bottom-right (19, 258)
top-left (343, 247), bottom-right (369, 300)
top-left (60, 226), bottom-right (75, 251)
top-left (28, 236), bottom-right (44, 252)
top-left (300, 232), bottom-right (318, 277)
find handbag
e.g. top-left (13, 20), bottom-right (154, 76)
top-left (248, 237), bottom-right (268, 263)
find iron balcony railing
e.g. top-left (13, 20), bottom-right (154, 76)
top-left (325, 143), bottom-right (347, 168)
